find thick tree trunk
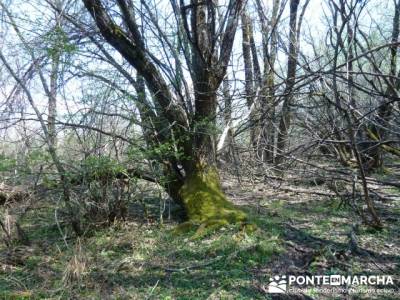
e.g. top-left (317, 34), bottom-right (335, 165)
top-left (82, 0), bottom-right (246, 227)
top-left (180, 91), bottom-right (247, 225)
top-left (179, 166), bottom-right (246, 225)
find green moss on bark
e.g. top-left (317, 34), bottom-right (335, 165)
top-left (179, 168), bottom-right (247, 226)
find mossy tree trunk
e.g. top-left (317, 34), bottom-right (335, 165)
top-left (179, 90), bottom-right (247, 224)
top-left (175, 2), bottom-right (247, 224)
top-left (177, 87), bottom-right (247, 224)
top-left (83, 0), bottom-right (246, 225)
top-left (179, 166), bottom-right (246, 225)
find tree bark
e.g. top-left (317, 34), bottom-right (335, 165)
top-left (241, 9), bottom-right (257, 151)
top-left (82, 0), bottom-right (247, 225)
top-left (365, 0), bottom-right (400, 170)
top-left (48, 50), bottom-right (59, 148)
top-left (257, 0), bottom-right (281, 162)
top-left (275, 0), bottom-right (301, 166)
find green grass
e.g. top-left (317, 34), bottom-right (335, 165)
top-left (1, 190), bottom-right (399, 299)
top-left (0, 204), bottom-right (284, 299)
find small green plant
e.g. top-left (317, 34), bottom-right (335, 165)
top-left (0, 154), bottom-right (16, 172)
top-left (44, 26), bottom-right (77, 58)
top-left (81, 155), bottom-right (125, 182)
top-left (79, 155), bottom-right (130, 223)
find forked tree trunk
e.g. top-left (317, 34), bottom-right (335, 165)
top-left (83, 0), bottom-right (246, 226)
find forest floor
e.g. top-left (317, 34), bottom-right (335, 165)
top-left (0, 171), bottom-right (399, 299)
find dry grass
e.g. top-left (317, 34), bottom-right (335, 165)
top-left (62, 239), bottom-right (88, 286)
